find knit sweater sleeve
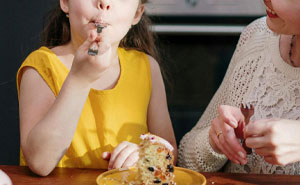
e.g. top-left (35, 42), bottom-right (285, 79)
top-left (177, 17), bottom-right (267, 172)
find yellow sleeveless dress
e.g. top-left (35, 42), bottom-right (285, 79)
top-left (17, 47), bottom-right (151, 169)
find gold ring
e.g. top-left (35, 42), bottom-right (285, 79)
top-left (216, 131), bottom-right (223, 139)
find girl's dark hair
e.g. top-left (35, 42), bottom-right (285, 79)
top-left (42, 4), bottom-right (70, 48)
top-left (42, 0), bottom-right (159, 64)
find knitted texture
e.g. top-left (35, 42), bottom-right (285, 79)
top-left (178, 17), bottom-right (300, 174)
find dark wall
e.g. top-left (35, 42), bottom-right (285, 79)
top-left (0, 1), bottom-right (56, 165)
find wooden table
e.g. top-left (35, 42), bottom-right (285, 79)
top-left (1, 165), bottom-right (300, 185)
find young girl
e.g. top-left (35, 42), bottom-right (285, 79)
top-left (17, 0), bottom-right (177, 176)
top-left (179, 0), bottom-right (300, 174)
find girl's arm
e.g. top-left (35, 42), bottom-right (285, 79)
top-left (19, 32), bottom-right (111, 176)
top-left (146, 55), bottom-right (178, 163)
top-left (19, 67), bottom-right (91, 176)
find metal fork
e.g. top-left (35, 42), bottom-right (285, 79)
top-left (88, 23), bottom-right (105, 56)
top-left (235, 103), bottom-right (254, 154)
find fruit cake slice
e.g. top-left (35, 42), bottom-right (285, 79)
top-left (136, 133), bottom-right (176, 185)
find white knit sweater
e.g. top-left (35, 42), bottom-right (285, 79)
top-left (178, 17), bottom-right (300, 175)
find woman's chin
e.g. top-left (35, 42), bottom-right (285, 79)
top-left (266, 18), bottom-right (284, 34)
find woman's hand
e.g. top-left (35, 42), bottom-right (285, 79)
top-left (69, 30), bottom-right (112, 84)
top-left (209, 105), bottom-right (248, 165)
top-left (102, 141), bottom-right (139, 170)
top-left (245, 119), bottom-right (300, 166)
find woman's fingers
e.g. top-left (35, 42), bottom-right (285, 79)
top-left (263, 151), bottom-right (299, 166)
top-left (263, 156), bottom-right (281, 166)
top-left (210, 128), bottom-right (240, 164)
top-left (218, 105), bottom-right (244, 128)
top-left (211, 118), bottom-right (247, 164)
top-left (244, 119), bottom-right (272, 138)
top-left (254, 147), bottom-right (272, 157)
top-left (245, 134), bottom-right (271, 149)
top-left (245, 119), bottom-right (300, 166)
top-left (223, 126), bottom-right (248, 164)
top-left (264, 155), bottom-right (289, 166)
top-left (219, 133), bottom-right (247, 164)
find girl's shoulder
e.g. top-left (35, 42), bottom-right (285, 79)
top-left (18, 46), bottom-right (64, 85)
top-left (23, 47), bottom-right (56, 66)
top-left (120, 48), bottom-right (159, 71)
top-left (27, 46), bottom-right (54, 58)
top-left (119, 48), bottom-right (147, 60)
top-left (118, 47), bottom-right (152, 68)
top-left (118, 48), bottom-right (160, 82)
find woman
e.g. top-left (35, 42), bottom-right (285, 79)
top-left (178, 0), bottom-right (300, 174)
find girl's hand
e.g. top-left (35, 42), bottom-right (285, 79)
top-left (245, 119), bottom-right (300, 166)
top-left (102, 141), bottom-right (139, 170)
top-left (69, 30), bottom-right (112, 84)
top-left (209, 105), bottom-right (248, 165)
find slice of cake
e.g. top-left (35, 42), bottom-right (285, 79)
top-left (136, 133), bottom-right (176, 185)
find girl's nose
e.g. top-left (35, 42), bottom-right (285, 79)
top-left (98, 0), bottom-right (110, 10)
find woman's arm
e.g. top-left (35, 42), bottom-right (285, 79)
top-left (177, 17), bottom-right (268, 172)
top-left (177, 77), bottom-right (229, 172)
top-left (146, 55), bottom-right (178, 163)
top-left (177, 33), bottom-right (241, 172)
